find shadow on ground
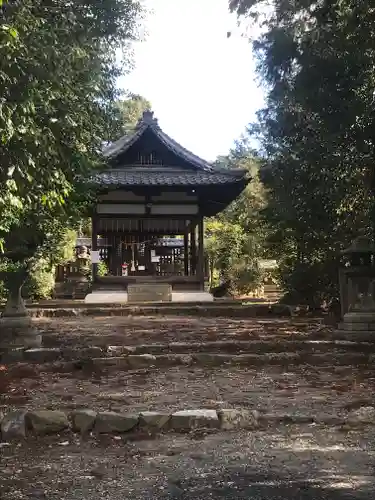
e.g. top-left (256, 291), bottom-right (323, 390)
top-left (163, 470), bottom-right (373, 499)
top-left (1, 426), bottom-right (374, 500)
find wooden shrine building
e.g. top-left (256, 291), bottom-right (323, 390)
top-left (85, 110), bottom-right (248, 303)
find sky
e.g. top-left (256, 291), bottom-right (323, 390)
top-left (119, 0), bottom-right (264, 162)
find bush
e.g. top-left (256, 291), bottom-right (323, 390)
top-left (23, 260), bottom-right (56, 300)
top-left (0, 229), bottom-right (78, 301)
top-left (97, 260), bottom-right (109, 277)
top-left (278, 257), bottom-right (340, 308)
top-left (228, 259), bottom-right (264, 295)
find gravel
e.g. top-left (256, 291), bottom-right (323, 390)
top-left (2, 364), bottom-right (375, 419)
top-left (1, 424), bottom-right (374, 499)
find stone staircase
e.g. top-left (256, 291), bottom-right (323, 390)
top-left (1, 316), bottom-right (374, 437)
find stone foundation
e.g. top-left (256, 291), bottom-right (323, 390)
top-left (171, 291), bottom-right (214, 302)
top-left (84, 291), bottom-right (128, 304)
top-left (84, 289), bottom-right (214, 304)
top-left (128, 283), bottom-right (171, 303)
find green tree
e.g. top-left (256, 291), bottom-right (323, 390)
top-left (207, 146), bottom-right (267, 294)
top-left (0, 0), bottom-right (141, 223)
top-left (0, 0), bottom-right (142, 319)
top-left (0, 202), bottom-right (85, 316)
top-left (115, 94), bottom-right (152, 136)
top-left (230, 0), bottom-right (374, 305)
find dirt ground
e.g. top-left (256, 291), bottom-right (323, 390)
top-left (1, 316), bottom-right (375, 499)
top-left (2, 364), bottom-right (375, 418)
top-left (1, 424), bottom-right (374, 499)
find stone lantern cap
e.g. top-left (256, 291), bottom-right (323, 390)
top-left (341, 236), bottom-right (375, 255)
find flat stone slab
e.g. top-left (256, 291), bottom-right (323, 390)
top-left (153, 354), bottom-right (193, 366)
top-left (62, 347), bottom-right (104, 360)
top-left (259, 413), bottom-right (314, 424)
top-left (23, 348), bottom-right (61, 363)
top-left (94, 412), bottom-right (139, 433)
top-left (219, 409), bottom-right (259, 430)
top-left (139, 412), bottom-right (171, 430)
top-left (191, 353), bottom-right (233, 366)
top-left (171, 292), bottom-right (214, 302)
top-left (170, 409), bottom-right (219, 431)
top-left (26, 410), bottom-right (69, 435)
top-left (127, 354), bottom-right (157, 368)
top-left (91, 357), bottom-right (131, 369)
top-left (84, 292), bottom-right (128, 304)
top-left (107, 345), bottom-right (136, 356)
top-left (70, 409), bottom-right (97, 434)
top-left (23, 304), bottom-right (294, 318)
top-left (1, 411), bottom-right (27, 439)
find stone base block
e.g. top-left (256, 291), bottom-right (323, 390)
top-left (335, 328), bottom-right (375, 341)
top-left (343, 311), bottom-right (375, 324)
top-left (84, 290), bottom-right (214, 304)
top-left (335, 310), bottom-right (375, 339)
top-left (128, 283), bottom-right (171, 303)
top-left (0, 317), bottom-right (41, 349)
top-left (84, 291), bottom-right (128, 304)
top-left (171, 291), bottom-right (214, 302)
top-left (342, 322), bottom-right (374, 331)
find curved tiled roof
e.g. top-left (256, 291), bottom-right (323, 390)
top-left (104, 111), bottom-right (212, 172)
top-left (99, 110), bottom-right (248, 188)
top-left (97, 169), bottom-right (245, 187)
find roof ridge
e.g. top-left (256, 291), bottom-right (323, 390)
top-left (106, 166), bottom-right (245, 176)
top-left (103, 110), bottom-right (214, 172)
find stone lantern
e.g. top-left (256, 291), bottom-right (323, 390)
top-left (67, 245), bottom-right (90, 299)
top-left (337, 235), bottom-right (375, 338)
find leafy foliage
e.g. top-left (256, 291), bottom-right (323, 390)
top-left (0, 0), bottom-right (141, 313)
top-left (115, 94), bottom-right (152, 137)
top-left (230, 0), bottom-right (374, 305)
top-left (207, 146), bottom-right (268, 294)
top-left (21, 229), bottom-right (77, 300)
top-left (1, 0), bottom-right (141, 216)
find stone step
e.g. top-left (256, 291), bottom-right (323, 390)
top-left (2, 349), bottom-right (372, 369)
top-left (1, 339), bottom-right (372, 364)
top-left (16, 303), bottom-right (297, 318)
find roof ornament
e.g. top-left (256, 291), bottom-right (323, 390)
top-left (136, 109), bottom-right (159, 128)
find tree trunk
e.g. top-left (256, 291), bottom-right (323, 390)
top-left (371, 165), bottom-right (375, 244)
top-left (209, 259), bottom-right (214, 287)
top-left (2, 268), bottom-right (28, 318)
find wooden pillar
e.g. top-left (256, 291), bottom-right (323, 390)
top-left (197, 216), bottom-right (205, 290)
top-left (145, 240), bottom-right (152, 274)
top-left (184, 231), bottom-right (189, 276)
top-left (91, 214), bottom-right (98, 282)
top-left (190, 222), bottom-right (197, 275)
